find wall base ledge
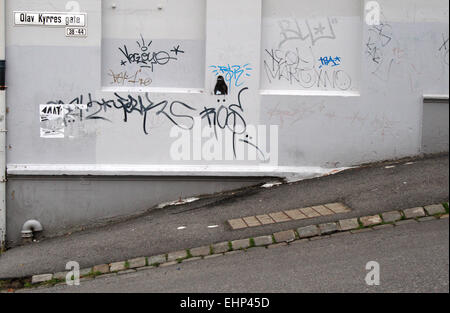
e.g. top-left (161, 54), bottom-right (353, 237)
top-left (7, 164), bottom-right (350, 182)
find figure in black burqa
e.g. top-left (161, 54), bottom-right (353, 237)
top-left (214, 76), bottom-right (228, 95)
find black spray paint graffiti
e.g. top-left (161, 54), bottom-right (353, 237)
top-left (47, 93), bottom-right (196, 136)
top-left (365, 20), bottom-right (399, 82)
top-left (365, 19), bottom-right (419, 87)
top-left (438, 33), bottom-right (449, 66)
top-left (366, 21), bottom-right (393, 66)
top-left (278, 17), bottom-right (338, 48)
top-left (118, 34), bottom-right (184, 71)
top-left (47, 88), bottom-right (265, 160)
top-left (200, 87), bottom-right (265, 159)
top-left (263, 48), bottom-right (352, 91)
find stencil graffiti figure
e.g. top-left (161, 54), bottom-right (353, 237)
top-left (214, 76), bottom-right (228, 96)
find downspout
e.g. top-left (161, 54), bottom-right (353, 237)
top-left (0, 0), bottom-right (6, 251)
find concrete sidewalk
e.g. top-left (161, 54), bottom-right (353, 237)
top-left (25, 218), bottom-right (450, 293)
top-left (0, 154), bottom-right (448, 279)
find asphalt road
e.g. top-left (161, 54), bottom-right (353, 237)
top-left (1, 155), bottom-right (448, 279)
top-left (24, 218), bottom-right (449, 293)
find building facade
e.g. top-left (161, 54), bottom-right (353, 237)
top-left (1, 0), bottom-right (449, 248)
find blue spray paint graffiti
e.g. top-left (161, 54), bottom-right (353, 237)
top-left (318, 56), bottom-right (341, 69)
top-left (210, 64), bottom-right (253, 88)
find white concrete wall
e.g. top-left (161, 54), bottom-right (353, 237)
top-left (5, 0), bottom-right (448, 173)
top-left (3, 0), bottom-right (449, 245)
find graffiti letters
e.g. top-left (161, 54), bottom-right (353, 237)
top-left (318, 56), bottom-right (341, 68)
top-left (47, 93), bottom-right (196, 135)
top-left (210, 64), bottom-right (252, 88)
top-left (365, 21), bottom-right (396, 81)
top-left (278, 17), bottom-right (338, 48)
top-left (264, 48), bottom-right (352, 90)
top-left (118, 34), bottom-right (182, 71)
top-left (108, 69), bottom-right (152, 87)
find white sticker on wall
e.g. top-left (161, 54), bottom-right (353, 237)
top-left (40, 104), bottom-right (64, 138)
top-left (66, 27), bottom-right (87, 37)
top-left (14, 11), bottom-right (87, 27)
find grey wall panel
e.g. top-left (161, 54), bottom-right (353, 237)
top-left (6, 176), bottom-right (267, 247)
top-left (422, 102), bottom-right (449, 154)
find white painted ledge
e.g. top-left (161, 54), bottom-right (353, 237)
top-left (423, 94), bottom-right (449, 103)
top-left (7, 164), bottom-right (350, 182)
top-left (260, 89), bottom-right (360, 97)
top-left (100, 86), bottom-right (205, 94)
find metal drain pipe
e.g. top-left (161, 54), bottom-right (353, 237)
top-left (21, 220), bottom-right (43, 243)
top-left (0, 0), bottom-right (6, 251)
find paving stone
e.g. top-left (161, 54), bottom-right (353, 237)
top-left (181, 257), bottom-right (202, 263)
top-left (253, 235), bottom-right (273, 246)
top-left (267, 243), bottom-right (287, 249)
top-left (312, 205), bottom-right (334, 216)
top-left (95, 273), bottom-right (117, 279)
top-left (190, 246), bottom-right (211, 257)
top-left (228, 218), bottom-right (247, 230)
top-left (441, 214), bottom-right (449, 219)
top-left (351, 228), bottom-right (373, 234)
top-left (297, 225), bottom-right (320, 238)
top-left (290, 239), bottom-right (309, 245)
top-left (110, 261), bottom-right (127, 272)
top-left (128, 257), bottom-right (147, 269)
top-left (284, 209), bottom-right (308, 220)
top-left (231, 239), bottom-right (250, 250)
top-left (225, 250), bottom-right (244, 256)
top-left (403, 207), bottom-right (426, 219)
top-left (93, 264), bottom-right (110, 274)
top-left (204, 254), bottom-right (223, 260)
top-left (299, 207), bottom-right (320, 218)
top-left (395, 219), bottom-right (418, 226)
top-left (148, 254), bottom-right (166, 265)
top-left (310, 235), bottom-right (330, 241)
top-left (424, 204), bottom-right (446, 216)
top-left (417, 216), bottom-right (437, 222)
top-left (79, 277), bottom-right (94, 282)
top-left (360, 215), bottom-right (382, 227)
top-left (381, 211), bottom-right (403, 223)
top-left (31, 274), bottom-right (53, 284)
top-left (53, 272), bottom-right (68, 280)
top-left (117, 269), bottom-right (136, 275)
top-left (159, 261), bottom-right (179, 268)
top-left (256, 214), bottom-right (275, 225)
top-left (167, 250), bottom-right (188, 262)
top-left (331, 231), bottom-right (352, 237)
top-left (318, 222), bottom-right (338, 235)
top-left (324, 203), bottom-right (351, 214)
top-left (80, 268), bottom-right (93, 277)
top-left (243, 216), bottom-right (261, 227)
top-left (269, 211), bottom-right (291, 223)
top-left (212, 242), bottom-right (230, 254)
top-left (273, 230), bottom-right (296, 243)
top-left (246, 247), bottom-right (267, 253)
top-left (338, 218), bottom-right (359, 231)
top-left (136, 266), bottom-right (156, 271)
top-left (373, 224), bottom-right (394, 230)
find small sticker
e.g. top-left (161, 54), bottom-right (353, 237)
top-left (66, 27), bottom-right (87, 37)
top-left (40, 104), bottom-right (64, 138)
